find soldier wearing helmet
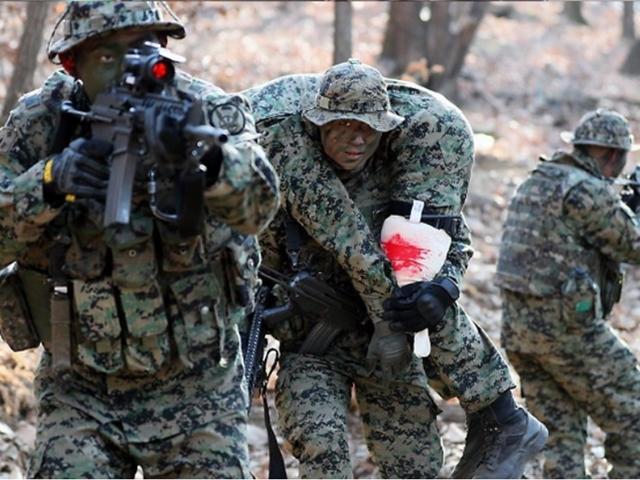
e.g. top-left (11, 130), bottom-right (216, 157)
top-left (0, 1), bottom-right (278, 478)
top-left (243, 59), bottom-right (547, 478)
top-left (497, 108), bottom-right (640, 477)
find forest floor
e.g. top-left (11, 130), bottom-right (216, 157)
top-left (1, 2), bottom-right (639, 478)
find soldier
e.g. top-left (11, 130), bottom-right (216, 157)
top-left (246, 60), bottom-right (547, 478)
top-left (0, 1), bottom-right (278, 478)
top-left (497, 109), bottom-right (640, 478)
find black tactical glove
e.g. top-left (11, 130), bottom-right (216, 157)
top-left (200, 143), bottom-right (224, 186)
top-left (154, 112), bottom-right (223, 186)
top-left (43, 138), bottom-right (112, 205)
top-left (384, 279), bottom-right (459, 333)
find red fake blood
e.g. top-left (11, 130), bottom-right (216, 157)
top-left (381, 233), bottom-right (431, 276)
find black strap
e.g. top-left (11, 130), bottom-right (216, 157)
top-left (283, 213), bottom-right (305, 271)
top-left (388, 200), bottom-right (461, 233)
top-left (261, 348), bottom-right (287, 479)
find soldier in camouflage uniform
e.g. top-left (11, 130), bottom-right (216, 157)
top-left (0, 2), bottom-right (278, 478)
top-left (245, 60), bottom-right (547, 478)
top-left (497, 109), bottom-right (640, 478)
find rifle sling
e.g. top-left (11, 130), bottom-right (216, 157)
top-left (283, 212), bottom-right (305, 270)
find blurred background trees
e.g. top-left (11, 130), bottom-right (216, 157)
top-left (379, 2), bottom-right (489, 96)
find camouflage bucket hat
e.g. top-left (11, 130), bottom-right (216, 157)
top-left (561, 108), bottom-right (640, 151)
top-left (303, 59), bottom-right (405, 132)
top-left (47, 1), bottom-right (186, 61)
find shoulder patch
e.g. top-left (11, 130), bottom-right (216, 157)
top-left (209, 102), bottom-right (246, 135)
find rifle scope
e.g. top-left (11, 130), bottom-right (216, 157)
top-left (122, 48), bottom-right (176, 93)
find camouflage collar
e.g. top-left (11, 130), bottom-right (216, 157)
top-left (552, 149), bottom-right (603, 177)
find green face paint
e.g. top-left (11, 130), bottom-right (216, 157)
top-left (319, 119), bottom-right (382, 172)
top-left (75, 30), bottom-right (161, 102)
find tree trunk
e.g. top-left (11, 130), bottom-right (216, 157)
top-left (380, 2), bottom-right (423, 75)
top-left (621, 38), bottom-right (640, 74)
top-left (1, 2), bottom-right (49, 124)
top-left (333, 1), bottom-right (352, 64)
top-left (623, 1), bottom-right (635, 39)
top-left (562, 1), bottom-right (588, 25)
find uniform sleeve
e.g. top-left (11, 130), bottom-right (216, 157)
top-left (203, 93), bottom-right (279, 235)
top-left (564, 180), bottom-right (640, 264)
top-left (0, 101), bottom-right (61, 266)
top-left (389, 104), bottom-right (475, 285)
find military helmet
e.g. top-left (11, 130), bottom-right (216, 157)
top-left (561, 108), bottom-right (640, 151)
top-left (303, 59), bottom-right (405, 132)
top-left (47, 1), bottom-right (185, 62)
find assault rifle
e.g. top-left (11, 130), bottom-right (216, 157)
top-left (618, 165), bottom-right (640, 212)
top-left (61, 42), bottom-right (228, 235)
top-left (258, 266), bottom-right (365, 355)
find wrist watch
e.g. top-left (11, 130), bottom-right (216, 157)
top-left (435, 277), bottom-right (460, 302)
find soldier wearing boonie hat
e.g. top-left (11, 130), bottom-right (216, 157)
top-left (244, 59), bottom-right (548, 478)
top-left (303, 59), bottom-right (405, 132)
top-left (497, 108), bottom-right (640, 478)
top-left (0, 1), bottom-right (279, 478)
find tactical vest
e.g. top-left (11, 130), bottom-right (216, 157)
top-left (0, 70), bottom-right (260, 376)
top-left (496, 160), bottom-right (606, 296)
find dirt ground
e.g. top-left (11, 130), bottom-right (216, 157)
top-left (0, 2), bottom-right (639, 478)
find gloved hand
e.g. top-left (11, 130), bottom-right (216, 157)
top-left (200, 142), bottom-right (224, 186)
top-left (43, 138), bottom-right (112, 204)
top-left (384, 280), bottom-right (456, 333)
top-left (153, 112), bottom-right (223, 186)
top-left (366, 320), bottom-right (411, 375)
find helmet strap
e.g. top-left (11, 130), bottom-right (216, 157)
top-left (46, 3), bottom-right (72, 65)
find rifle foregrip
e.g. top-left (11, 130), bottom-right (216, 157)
top-left (104, 153), bottom-right (138, 227)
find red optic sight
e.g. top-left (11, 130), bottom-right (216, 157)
top-left (151, 60), bottom-right (171, 80)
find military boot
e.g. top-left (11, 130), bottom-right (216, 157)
top-left (452, 402), bottom-right (548, 478)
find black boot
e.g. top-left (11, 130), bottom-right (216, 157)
top-left (452, 393), bottom-right (548, 479)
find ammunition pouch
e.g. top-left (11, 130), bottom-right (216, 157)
top-left (0, 263), bottom-right (42, 351)
top-left (601, 261), bottom-right (623, 317)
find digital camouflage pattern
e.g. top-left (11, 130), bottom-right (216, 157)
top-left (259, 138), bottom-right (443, 478)
top-left (245, 70), bottom-right (513, 414)
top-left (560, 108), bottom-right (639, 151)
top-left (276, 351), bottom-right (442, 478)
top-left (496, 149), bottom-right (640, 296)
top-left (303, 59), bottom-right (404, 132)
top-left (31, 340), bottom-right (251, 478)
top-left (502, 292), bottom-right (640, 479)
top-left (47, 1), bottom-right (185, 61)
top-left (498, 144), bottom-right (640, 478)
top-left (0, 41), bottom-right (278, 480)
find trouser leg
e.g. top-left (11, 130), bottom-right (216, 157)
top-left (428, 305), bottom-right (514, 413)
top-left (28, 392), bottom-right (136, 479)
top-left (275, 353), bottom-right (353, 479)
top-left (507, 350), bottom-right (588, 479)
top-left (356, 374), bottom-right (443, 478)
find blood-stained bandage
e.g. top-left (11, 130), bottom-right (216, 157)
top-left (381, 200), bottom-right (451, 357)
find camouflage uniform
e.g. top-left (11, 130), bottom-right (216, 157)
top-left (244, 61), bottom-right (514, 478)
top-left (0, 2), bottom-right (278, 478)
top-left (497, 110), bottom-right (640, 478)
top-left (246, 65), bottom-right (514, 413)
